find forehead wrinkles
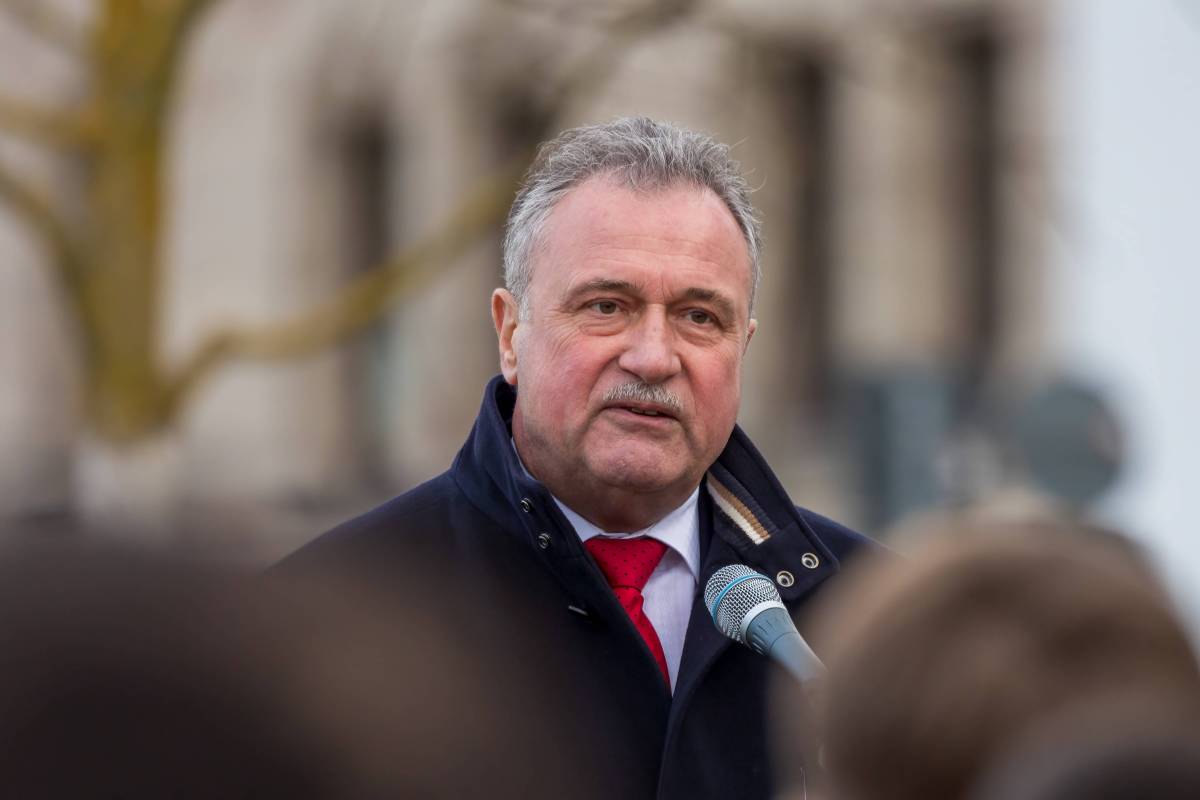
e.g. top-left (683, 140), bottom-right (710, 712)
top-left (530, 181), bottom-right (752, 302)
top-left (582, 187), bottom-right (741, 255)
top-left (587, 236), bottom-right (740, 270)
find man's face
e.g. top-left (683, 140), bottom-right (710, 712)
top-left (493, 176), bottom-right (756, 511)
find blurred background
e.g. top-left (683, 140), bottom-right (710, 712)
top-left (0, 0), bottom-right (1196, 622)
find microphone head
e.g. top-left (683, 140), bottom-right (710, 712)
top-left (704, 564), bottom-right (783, 644)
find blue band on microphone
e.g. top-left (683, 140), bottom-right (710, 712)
top-left (709, 573), bottom-right (759, 624)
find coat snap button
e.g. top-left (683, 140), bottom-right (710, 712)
top-left (520, 498), bottom-right (534, 513)
top-left (536, 532), bottom-right (552, 550)
top-left (776, 570), bottom-right (795, 588)
top-left (801, 553), bottom-right (820, 570)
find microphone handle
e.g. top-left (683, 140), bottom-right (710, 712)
top-left (745, 606), bottom-right (826, 686)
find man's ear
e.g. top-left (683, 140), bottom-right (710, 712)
top-left (744, 318), bottom-right (757, 353)
top-left (492, 288), bottom-right (521, 385)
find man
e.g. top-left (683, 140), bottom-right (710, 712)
top-left (286, 117), bottom-right (883, 798)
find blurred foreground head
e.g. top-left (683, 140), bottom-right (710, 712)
top-left (970, 699), bottom-right (1200, 800)
top-left (812, 524), bottom-right (1200, 800)
top-left (0, 540), bottom-right (603, 799)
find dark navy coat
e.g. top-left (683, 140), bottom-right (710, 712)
top-left (283, 376), bottom-right (884, 799)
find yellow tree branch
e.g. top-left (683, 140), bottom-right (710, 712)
top-left (0, 159), bottom-right (91, 329)
top-left (0, 93), bottom-right (96, 148)
top-left (143, 0), bottom-right (218, 115)
top-left (159, 159), bottom-right (528, 419)
top-left (68, 0), bottom-right (222, 438)
top-left (0, 0), bottom-right (87, 56)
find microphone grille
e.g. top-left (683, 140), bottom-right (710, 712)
top-left (704, 564), bottom-right (781, 642)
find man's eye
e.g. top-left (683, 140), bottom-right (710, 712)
top-left (686, 309), bottom-right (715, 325)
top-left (590, 301), bottom-right (620, 315)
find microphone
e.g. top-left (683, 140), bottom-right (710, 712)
top-left (704, 564), bottom-right (826, 686)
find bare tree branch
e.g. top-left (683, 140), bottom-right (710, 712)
top-left (0, 159), bottom-right (89, 320)
top-left (144, 0), bottom-right (218, 109)
top-left (0, 0), bottom-right (87, 56)
top-left (160, 158), bottom-right (528, 418)
top-left (0, 93), bottom-right (95, 148)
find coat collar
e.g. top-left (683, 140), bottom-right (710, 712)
top-left (704, 425), bottom-right (841, 604)
top-left (451, 375), bottom-right (538, 532)
top-left (452, 376), bottom-right (843, 597)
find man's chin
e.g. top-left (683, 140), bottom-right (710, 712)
top-left (587, 453), bottom-right (693, 495)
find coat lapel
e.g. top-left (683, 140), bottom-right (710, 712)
top-left (670, 466), bottom-right (843, 721)
top-left (670, 509), bottom-right (739, 711)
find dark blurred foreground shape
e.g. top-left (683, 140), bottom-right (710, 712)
top-left (0, 538), bottom-right (613, 799)
top-left (795, 524), bottom-right (1200, 800)
top-left (970, 700), bottom-right (1200, 800)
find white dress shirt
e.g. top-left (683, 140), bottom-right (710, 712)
top-left (511, 440), bottom-right (701, 691)
top-left (553, 490), bottom-right (701, 692)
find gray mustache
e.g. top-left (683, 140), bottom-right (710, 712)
top-left (602, 382), bottom-right (683, 416)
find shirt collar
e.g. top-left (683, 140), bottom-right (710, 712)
top-left (553, 489), bottom-right (702, 582)
top-left (512, 438), bottom-right (702, 581)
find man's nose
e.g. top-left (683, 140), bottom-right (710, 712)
top-left (617, 308), bottom-right (682, 384)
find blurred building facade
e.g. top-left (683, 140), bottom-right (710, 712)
top-left (0, 0), bottom-right (1093, 558)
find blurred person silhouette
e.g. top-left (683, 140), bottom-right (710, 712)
top-left (0, 537), bottom-right (610, 799)
top-left (969, 694), bottom-right (1200, 800)
top-left (791, 523), bottom-right (1200, 800)
top-left (284, 116), bottom-right (886, 799)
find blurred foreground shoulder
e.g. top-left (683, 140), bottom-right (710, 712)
top-left (275, 471), bottom-right (471, 572)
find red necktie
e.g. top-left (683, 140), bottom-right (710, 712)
top-left (585, 536), bottom-right (671, 686)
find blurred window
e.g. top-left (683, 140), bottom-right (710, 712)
top-left (771, 53), bottom-right (838, 424)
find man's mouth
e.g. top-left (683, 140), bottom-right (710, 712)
top-left (601, 384), bottom-right (684, 421)
top-left (608, 402), bottom-right (678, 420)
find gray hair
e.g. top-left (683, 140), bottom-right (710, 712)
top-left (502, 116), bottom-right (763, 319)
